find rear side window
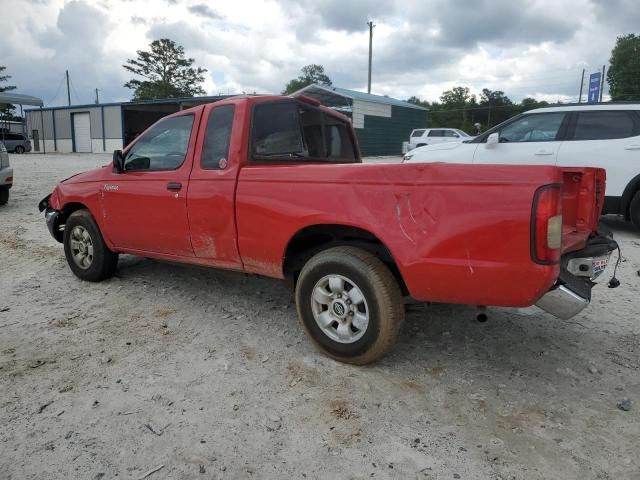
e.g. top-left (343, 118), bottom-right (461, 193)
top-left (428, 130), bottom-right (443, 137)
top-left (201, 105), bottom-right (235, 169)
top-left (251, 101), bottom-right (358, 163)
top-left (411, 129), bottom-right (426, 137)
top-left (571, 111), bottom-right (639, 140)
top-left (252, 102), bottom-right (304, 156)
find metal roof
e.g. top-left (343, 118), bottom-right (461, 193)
top-left (25, 94), bottom-right (241, 112)
top-left (0, 92), bottom-right (43, 106)
top-left (292, 84), bottom-right (428, 111)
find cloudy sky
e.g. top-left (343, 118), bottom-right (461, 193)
top-left (0, 0), bottom-right (637, 107)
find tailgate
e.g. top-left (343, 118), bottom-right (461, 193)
top-left (559, 167), bottom-right (606, 254)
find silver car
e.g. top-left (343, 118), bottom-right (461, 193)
top-left (0, 132), bottom-right (32, 153)
top-left (0, 141), bottom-right (12, 205)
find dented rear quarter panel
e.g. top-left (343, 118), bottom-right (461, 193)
top-left (236, 162), bottom-right (563, 307)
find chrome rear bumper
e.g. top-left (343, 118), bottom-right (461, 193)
top-left (535, 285), bottom-right (590, 320)
top-left (535, 229), bottom-right (619, 320)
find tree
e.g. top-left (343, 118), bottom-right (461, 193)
top-left (607, 34), bottom-right (640, 101)
top-left (0, 65), bottom-right (18, 122)
top-left (123, 38), bottom-right (207, 100)
top-left (282, 64), bottom-right (332, 95)
top-left (519, 97), bottom-right (549, 112)
top-left (478, 88), bottom-right (514, 128)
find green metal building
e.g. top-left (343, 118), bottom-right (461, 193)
top-left (293, 84), bottom-right (428, 156)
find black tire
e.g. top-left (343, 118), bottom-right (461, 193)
top-left (0, 187), bottom-right (8, 206)
top-left (14, 145), bottom-right (25, 154)
top-left (295, 246), bottom-right (404, 365)
top-left (417, 143), bottom-right (427, 148)
top-left (63, 210), bottom-right (118, 282)
top-left (630, 191), bottom-right (640, 231)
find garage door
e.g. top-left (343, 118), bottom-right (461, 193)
top-left (73, 113), bottom-right (92, 152)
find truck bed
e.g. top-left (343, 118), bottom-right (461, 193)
top-left (236, 162), bottom-right (602, 307)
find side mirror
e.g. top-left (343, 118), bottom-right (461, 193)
top-left (113, 150), bottom-right (124, 173)
top-left (486, 132), bottom-right (499, 146)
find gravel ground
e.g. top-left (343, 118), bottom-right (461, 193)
top-left (1, 153), bottom-right (639, 480)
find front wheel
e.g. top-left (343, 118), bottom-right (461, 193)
top-left (14, 146), bottom-right (25, 154)
top-left (63, 210), bottom-right (118, 281)
top-left (630, 191), bottom-right (640, 231)
top-left (295, 246), bottom-right (405, 365)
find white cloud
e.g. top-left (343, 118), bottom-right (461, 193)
top-left (0, 0), bottom-right (632, 106)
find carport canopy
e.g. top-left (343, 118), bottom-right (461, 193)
top-left (0, 93), bottom-right (44, 106)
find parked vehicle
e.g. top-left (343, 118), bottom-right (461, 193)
top-left (39, 95), bottom-right (617, 364)
top-left (408, 128), bottom-right (471, 149)
top-left (0, 132), bottom-right (32, 153)
top-left (403, 103), bottom-right (640, 229)
top-left (0, 142), bottom-right (12, 205)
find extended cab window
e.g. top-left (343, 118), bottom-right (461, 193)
top-left (201, 105), bottom-right (235, 169)
top-left (498, 112), bottom-right (565, 142)
top-left (251, 101), bottom-right (357, 163)
top-left (571, 111), bottom-right (639, 140)
top-left (124, 114), bottom-right (194, 171)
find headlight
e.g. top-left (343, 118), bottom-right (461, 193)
top-left (402, 154), bottom-right (413, 163)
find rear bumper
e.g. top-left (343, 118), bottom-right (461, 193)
top-left (0, 167), bottom-right (13, 187)
top-left (535, 230), bottom-right (618, 319)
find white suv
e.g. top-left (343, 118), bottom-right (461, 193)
top-left (403, 104), bottom-right (640, 229)
top-left (408, 128), bottom-right (471, 150)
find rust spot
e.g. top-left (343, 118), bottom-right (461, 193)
top-left (242, 257), bottom-right (282, 278)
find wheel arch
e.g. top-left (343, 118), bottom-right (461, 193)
top-left (282, 224), bottom-right (409, 295)
top-left (621, 173), bottom-right (640, 219)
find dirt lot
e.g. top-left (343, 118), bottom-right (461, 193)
top-left (1, 153), bottom-right (639, 480)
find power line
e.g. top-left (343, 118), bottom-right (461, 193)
top-left (44, 74), bottom-right (67, 106)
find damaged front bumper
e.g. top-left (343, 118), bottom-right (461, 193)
top-left (535, 231), bottom-right (618, 320)
top-left (39, 194), bottom-right (64, 243)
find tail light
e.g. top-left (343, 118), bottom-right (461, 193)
top-left (531, 184), bottom-right (562, 264)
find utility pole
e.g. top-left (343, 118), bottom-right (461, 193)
top-left (65, 70), bottom-right (71, 106)
top-left (599, 65), bottom-right (606, 102)
top-left (367, 21), bottom-right (375, 94)
top-left (95, 88), bottom-right (100, 105)
top-left (578, 68), bottom-right (585, 103)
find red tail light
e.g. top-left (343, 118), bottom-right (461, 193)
top-left (531, 184), bottom-right (562, 264)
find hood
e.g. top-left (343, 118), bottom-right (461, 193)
top-left (61, 165), bottom-right (109, 184)
top-left (414, 141), bottom-right (469, 153)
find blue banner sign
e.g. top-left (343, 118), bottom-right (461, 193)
top-left (588, 72), bottom-right (601, 103)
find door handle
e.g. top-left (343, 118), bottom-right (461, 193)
top-left (624, 145), bottom-right (640, 150)
top-left (534, 151), bottom-right (554, 156)
top-left (166, 182), bottom-right (182, 191)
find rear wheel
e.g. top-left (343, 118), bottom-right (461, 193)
top-left (630, 191), bottom-right (640, 231)
top-left (295, 246), bottom-right (404, 365)
top-left (63, 210), bottom-right (118, 281)
top-left (14, 145), bottom-right (25, 154)
top-left (417, 143), bottom-right (427, 148)
top-left (0, 187), bottom-right (8, 205)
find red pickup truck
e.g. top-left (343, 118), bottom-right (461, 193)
top-left (39, 95), bottom-right (618, 364)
